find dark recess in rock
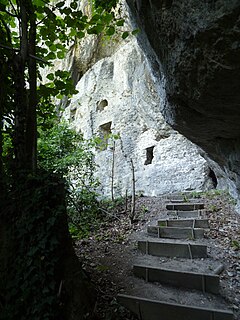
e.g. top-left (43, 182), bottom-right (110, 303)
top-left (144, 146), bottom-right (154, 165)
top-left (208, 168), bottom-right (218, 188)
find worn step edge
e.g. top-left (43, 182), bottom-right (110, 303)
top-left (166, 210), bottom-right (205, 218)
top-left (138, 240), bottom-right (208, 258)
top-left (133, 265), bottom-right (219, 294)
top-left (166, 203), bottom-right (205, 210)
top-left (167, 198), bottom-right (204, 203)
top-left (158, 218), bottom-right (209, 228)
top-left (117, 294), bottom-right (233, 320)
top-left (147, 225), bottom-right (205, 239)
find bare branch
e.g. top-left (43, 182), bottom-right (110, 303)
top-left (2, 9), bottom-right (17, 18)
top-left (208, 58), bottom-right (234, 70)
top-left (0, 44), bottom-right (49, 64)
top-left (29, 54), bottom-right (50, 64)
top-left (36, 15), bottom-right (48, 26)
top-left (9, 0), bottom-right (19, 17)
top-left (0, 43), bottom-right (16, 51)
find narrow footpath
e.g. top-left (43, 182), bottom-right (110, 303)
top-left (75, 192), bottom-right (240, 320)
top-left (118, 195), bottom-right (234, 319)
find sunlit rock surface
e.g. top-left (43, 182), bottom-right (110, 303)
top-left (64, 38), bottom-right (214, 198)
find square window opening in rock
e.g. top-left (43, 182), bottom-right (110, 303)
top-left (144, 146), bottom-right (154, 165)
top-left (98, 121), bottom-right (112, 150)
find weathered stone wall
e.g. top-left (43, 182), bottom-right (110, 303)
top-left (126, 0), bottom-right (240, 208)
top-left (64, 37), bottom-right (214, 198)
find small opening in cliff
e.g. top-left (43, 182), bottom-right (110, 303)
top-left (70, 107), bottom-right (77, 121)
top-left (97, 99), bottom-right (108, 112)
top-left (144, 146), bottom-right (154, 165)
top-left (208, 168), bottom-right (218, 188)
top-left (98, 121), bottom-right (112, 150)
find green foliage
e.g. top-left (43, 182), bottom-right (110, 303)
top-left (189, 191), bottom-right (202, 199)
top-left (38, 120), bottom-right (101, 239)
top-left (0, 0), bottom-right (125, 175)
top-left (38, 121), bottom-right (93, 175)
top-left (94, 0), bottom-right (118, 11)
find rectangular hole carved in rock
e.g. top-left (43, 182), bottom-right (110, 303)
top-left (144, 146), bottom-right (154, 165)
top-left (70, 107), bottom-right (77, 121)
top-left (98, 121), bottom-right (112, 150)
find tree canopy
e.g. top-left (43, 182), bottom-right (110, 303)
top-left (0, 0), bottom-right (124, 176)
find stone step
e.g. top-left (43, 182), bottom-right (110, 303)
top-left (167, 209), bottom-right (204, 218)
top-left (138, 240), bottom-right (207, 258)
top-left (134, 254), bottom-right (224, 275)
top-left (133, 265), bottom-right (219, 294)
top-left (166, 194), bottom-right (203, 201)
top-left (158, 218), bottom-right (209, 228)
top-left (166, 203), bottom-right (204, 211)
top-left (167, 198), bottom-right (203, 203)
top-left (147, 226), bottom-right (205, 239)
top-left (117, 294), bottom-right (233, 320)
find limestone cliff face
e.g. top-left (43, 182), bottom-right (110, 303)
top-left (64, 35), bottom-right (214, 198)
top-left (126, 0), bottom-right (240, 207)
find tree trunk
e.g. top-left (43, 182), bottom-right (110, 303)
top-left (0, 60), bottom-right (4, 181)
top-left (130, 158), bottom-right (136, 223)
top-left (26, 9), bottom-right (37, 172)
top-left (0, 173), bottom-right (96, 319)
top-left (13, 1), bottom-right (28, 171)
top-left (111, 140), bottom-right (116, 202)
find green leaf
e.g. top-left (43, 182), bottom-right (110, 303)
top-left (57, 51), bottom-right (65, 59)
top-left (56, 93), bottom-right (63, 100)
top-left (122, 31), bottom-right (129, 39)
top-left (55, 43), bottom-right (65, 50)
top-left (132, 28), bottom-right (140, 36)
top-left (46, 52), bottom-right (56, 60)
top-left (49, 44), bottom-right (57, 52)
top-left (69, 29), bottom-right (77, 37)
top-left (54, 80), bottom-right (65, 90)
top-left (90, 14), bottom-right (101, 24)
top-left (46, 73), bottom-right (54, 81)
top-left (9, 19), bottom-right (16, 28)
top-left (101, 12), bottom-right (113, 24)
top-left (33, 0), bottom-right (45, 7)
top-left (81, 15), bottom-right (88, 22)
top-left (56, 1), bottom-right (65, 8)
top-left (55, 70), bottom-right (63, 77)
top-left (77, 31), bottom-right (85, 38)
top-left (70, 2), bottom-right (77, 10)
top-left (116, 19), bottom-right (124, 27)
top-left (87, 24), bottom-right (104, 35)
top-left (106, 26), bottom-right (115, 36)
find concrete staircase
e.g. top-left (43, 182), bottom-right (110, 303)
top-left (117, 195), bottom-right (234, 320)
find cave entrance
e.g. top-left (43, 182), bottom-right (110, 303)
top-left (209, 168), bottom-right (218, 188)
top-left (144, 146), bottom-right (154, 165)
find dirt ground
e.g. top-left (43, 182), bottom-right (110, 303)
top-left (75, 191), bottom-right (240, 320)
